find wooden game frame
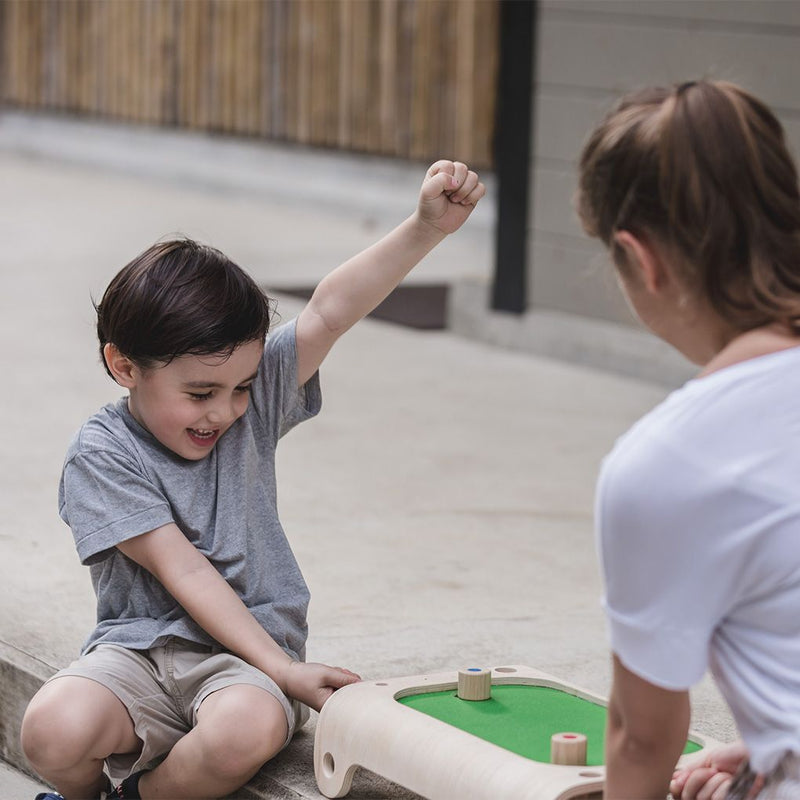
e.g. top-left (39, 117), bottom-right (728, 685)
top-left (314, 664), bottom-right (720, 800)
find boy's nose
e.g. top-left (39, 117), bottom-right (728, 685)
top-left (206, 401), bottom-right (236, 426)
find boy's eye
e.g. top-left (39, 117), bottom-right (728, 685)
top-left (187, 385), bottom-right (251, 400)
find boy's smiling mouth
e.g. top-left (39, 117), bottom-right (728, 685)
top-left (187, 428), bottom-right (220, 447)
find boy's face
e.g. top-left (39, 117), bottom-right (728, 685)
top-left (124, 339), bottom-right (264, 461)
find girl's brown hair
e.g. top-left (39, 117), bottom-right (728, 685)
top-left (577, 80), bottom-right (800, 332)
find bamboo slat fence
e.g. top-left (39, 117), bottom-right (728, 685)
top-left (0, 0), bottom-right (499, 167)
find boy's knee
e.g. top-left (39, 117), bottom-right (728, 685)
top-left (21, 694), bottom-right (85, 770)
top-left (22, 680), bottom-right (128, 772)
top-left (196, 690), bottom-right (288, 779)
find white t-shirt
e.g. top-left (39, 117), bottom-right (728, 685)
top-left (596, 347), bottom-right (800, 774)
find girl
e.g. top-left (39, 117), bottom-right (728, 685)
top-left (577, 80), bottom-right (800, 799)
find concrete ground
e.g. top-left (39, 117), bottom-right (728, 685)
top-left (0, 112), bottom-right (734, 799)
top-left (1, 758), bottom-right (48, 797)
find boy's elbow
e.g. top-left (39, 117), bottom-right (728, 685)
top-left (302, 292), bottom-right (349, 337)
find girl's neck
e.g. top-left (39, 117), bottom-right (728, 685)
top-left (700, 323), bottom-right (800, 377)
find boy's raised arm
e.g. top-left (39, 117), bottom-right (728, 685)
top-left (295, 160), bottom-right (485, 386)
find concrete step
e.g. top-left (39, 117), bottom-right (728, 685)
top-left (0, 758), bottom-right (48, 798)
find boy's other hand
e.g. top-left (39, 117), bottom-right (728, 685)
top-left (416, 160), bottom-right (486, 236)
top-left (284, 661), bottom-right (361, 712)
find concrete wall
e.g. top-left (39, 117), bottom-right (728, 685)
top-left (531, 0), bottom-right (800, 325)
top-left (452, 0), bottom-right (800, 385)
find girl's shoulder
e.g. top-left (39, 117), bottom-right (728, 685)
top-left (624, 344), bottom-right (800, 445)
top-left (601, 344), bottom-right (800, 513)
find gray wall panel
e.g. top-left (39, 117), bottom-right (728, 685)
top-left (534, 92), bottom-right (614, 163)
top-left (528, 3), bottom-right (800, 328)
top-left (542, 2), bottom-right (800, 28)
top-left (530, 238), bottom-right (634, 323)
top-left (537, 17), bottom-right (800, 111)
top-left (532, 165), bottom-right (585, 240)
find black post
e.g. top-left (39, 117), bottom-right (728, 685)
top-left (491, 0), bottom-right (536, 314)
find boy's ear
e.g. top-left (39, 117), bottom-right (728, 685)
top-left (612, 230), bottom-right (666, 294)
top-left (103, 343), bottom-right (137, 388)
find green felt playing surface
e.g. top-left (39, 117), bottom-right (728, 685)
top-left (398, 684), bottom-right (703, 765)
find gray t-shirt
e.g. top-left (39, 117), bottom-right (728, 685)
top-left (59, 319), bottom-right (319, 660)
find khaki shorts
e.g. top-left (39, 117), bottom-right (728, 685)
top-left (48, 637), bottom-right (308, 784)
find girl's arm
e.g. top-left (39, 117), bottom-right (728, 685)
top-left (604, 654), bottom-right (691, 799)
top-left (117, 522), bottom-right (359, 711)
top-left (294, 160), bottom-right (485, 386)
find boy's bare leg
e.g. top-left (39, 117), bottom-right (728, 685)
top-left (21, 676), bottom-right (141, 800)
top-left (138, 684), bottom-right (289, 800)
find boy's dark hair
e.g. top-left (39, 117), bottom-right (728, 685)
top-left (96, 238), bottom-right (273, 379)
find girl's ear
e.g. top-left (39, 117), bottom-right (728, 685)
top-left (103, 343), bottom-right (138, 388)
top-left (612, 230), bottom-right (667, 294)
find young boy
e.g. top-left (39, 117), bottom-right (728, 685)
top-left (22, 160), bottom-right (485, 800)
